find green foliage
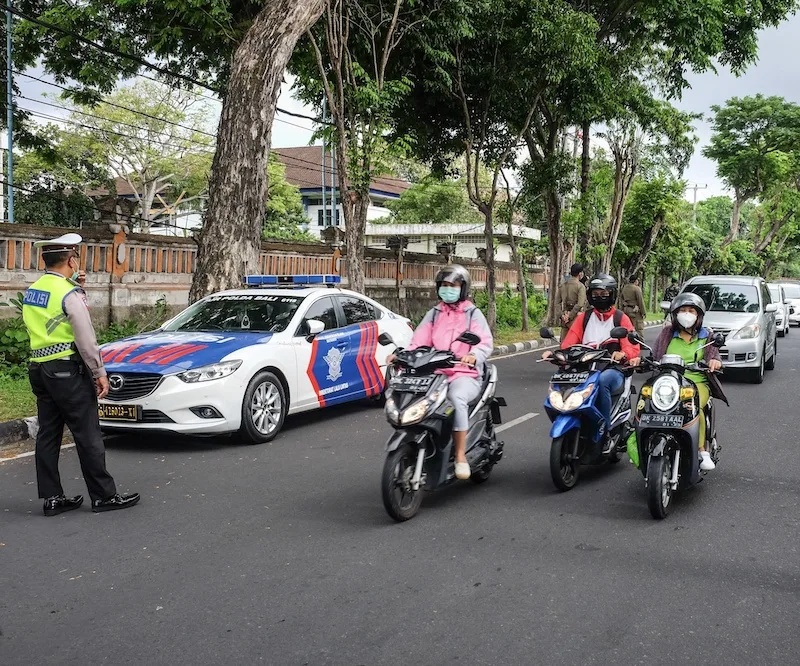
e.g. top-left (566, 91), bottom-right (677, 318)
top-left (378, 177), bottom-right (481, 226)
top-left (0, 293), bottom-right (29, 366)
top-left (474, 284), bottom-right (547, 331)
top-left (264, 153), bottom-right (316, 242)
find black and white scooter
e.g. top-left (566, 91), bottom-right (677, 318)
top-left (377, 331), bottom-right (506, 522)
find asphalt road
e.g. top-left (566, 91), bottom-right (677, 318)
top-left (2, 327), bottom-right (799, 665)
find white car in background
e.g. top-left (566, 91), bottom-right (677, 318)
top-left (776, 282), bottom-right (800, 327)
top-left (768, 283), bottom-right (791, 337)
top-left (97, 275), bottom-right (413, 443)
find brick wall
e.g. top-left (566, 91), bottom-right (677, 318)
top-left (0, 223), bottom-right (543, 325)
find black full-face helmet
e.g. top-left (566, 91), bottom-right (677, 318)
top-left (435, 264), bottom-right (471, 302)
top-left (587, 273), bottom-right (617, 312)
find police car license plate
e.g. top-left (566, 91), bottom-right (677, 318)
top-left (639, 413), bottom-right (684, 427)
top-left (551, 371), bottom-right (590, 384)
top-left (390, 375), bottom-right (435, 393)
top-left (98, 404), bottom-right (140, 422)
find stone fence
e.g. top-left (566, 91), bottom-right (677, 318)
top-left (0, 223), bottom-right (544, 325)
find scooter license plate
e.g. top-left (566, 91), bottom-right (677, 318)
top-left (390, 375), bottom-right (435, 393)
top-left (551, 371), bottom-right (590, 384)
top-left (639, 413), bottom-right (684, 427)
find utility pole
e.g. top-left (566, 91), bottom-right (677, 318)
top-left (5, 0), bottom-right (15, 223)
top-left (321, 94), bottom-right (327, 231)
top-left (687, 182), bottom-right (707, 224)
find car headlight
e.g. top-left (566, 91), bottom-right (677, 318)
top-left (177, 360), bottom-right (242, 383)
top-left (731, 324), bottom-right (760, 340)
top-left (651, 376), bottom-right (680, 412)
top-left (400, 400), bottom-right (429, 425)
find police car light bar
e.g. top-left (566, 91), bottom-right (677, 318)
top-left (242, 274), bottom-right (342, 287)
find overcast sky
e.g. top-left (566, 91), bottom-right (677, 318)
top-left (13, 12), bottom-right (800, 204)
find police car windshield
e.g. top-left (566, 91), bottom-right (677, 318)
top-left (163, 294), bottom-right (304, 333)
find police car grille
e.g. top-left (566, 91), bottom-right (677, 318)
top-left (106, 373), bottom-right (163, 401)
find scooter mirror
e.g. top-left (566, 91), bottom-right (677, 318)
top-left (610, 326), bottom-right (628, 340)
top-left (456, 331), bottom-right (481, 346)
top-left (539, 327), bottom-right (555, 339)
top-left (660, 300), bottom-right (671, 312)
top-left (378, 332), bottom-right (395, 347)
top-left (627, 330), bottom-right (643, 344)
top-left (711, 332), bottom-right (725, 348)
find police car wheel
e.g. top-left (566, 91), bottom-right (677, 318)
top-left (239, 371), bottom-right (287, 444)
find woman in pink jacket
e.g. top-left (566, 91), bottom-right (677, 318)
top-left (395, 265), bottom-right (494, 480)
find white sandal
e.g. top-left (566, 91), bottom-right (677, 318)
top-left (455, 462), bottom-right (471, 480)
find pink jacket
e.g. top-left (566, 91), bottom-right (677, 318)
top-left (407, 300), bottom-right (494, 381)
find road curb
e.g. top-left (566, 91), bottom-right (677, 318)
top-left (491, 319), bottom-right (663, 359)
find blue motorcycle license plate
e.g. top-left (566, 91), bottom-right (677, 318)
top-left (390, 375), bottom-right (435, 393)
top-left (639, 413), bottom-right (684, 427)
top-left (551, 371), bottom-right (590, 384)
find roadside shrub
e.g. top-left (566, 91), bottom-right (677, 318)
top-left (474, 283), bottom-right (547, 330)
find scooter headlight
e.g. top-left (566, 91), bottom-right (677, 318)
top-left (562, 383), bottom-right (595, 412)
top-left (400, 400), bottom-right (428, 425)
top-left (385, 397), bottom-right (400, 424)
top-left (549, 390), bottom-right (565, 411)
top-left (652, 376), bottom-right (680, 412)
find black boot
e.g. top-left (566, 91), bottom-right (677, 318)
top-left (92, 493), bottom-right (141, 513)
top-left (43, 495), bottom-right (84, 517)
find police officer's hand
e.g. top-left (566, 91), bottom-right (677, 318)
top-left (96, 376), bottom-right (109, 399)
top-left (561, 312), bottom-right (569, 324)
top-left (76, 270), bottom-right (87, 287)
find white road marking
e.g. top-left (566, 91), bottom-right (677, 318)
top-left (496, 412), bottom-right (538, 433)
top-left (0, 443), bottom-right (75, 463)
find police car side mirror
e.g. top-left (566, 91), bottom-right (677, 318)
top-left (539, 327), bottom-right (555, 340)
top-left (378, 332), bottom-right (395, 347)
top-left (305, 319), bottom-right (325, 341)
top-left (456, 331), bottom-right (481, 346)
top-left (610, 326), bottom-right (628, 340)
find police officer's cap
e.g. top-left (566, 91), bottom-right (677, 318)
top-left (34, 233), bottom-right (82, 254)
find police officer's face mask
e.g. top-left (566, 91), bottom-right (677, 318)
top-left (68, 256), bottom-right (80, 283)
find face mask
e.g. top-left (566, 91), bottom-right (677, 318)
top-left (68, 259), bottom-right (80, 284)
top-left (676, 312), bottom-right (697, 329)
top-left (438, 286), bottom-right (461, 304)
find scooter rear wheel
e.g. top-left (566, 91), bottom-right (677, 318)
top-left (646, 455), bottom-right (672, 519)
top-left (550, 431), bottom-right (580, 492)
top-left (382, 443), bottom-right (424, 522)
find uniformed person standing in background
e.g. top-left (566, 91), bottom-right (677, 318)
top-left (621, 275), bottom-right (646, 336)
top-left (560, 263), bottom-right (587, 329)
top-left (22, 234), bottom-right (140, 516)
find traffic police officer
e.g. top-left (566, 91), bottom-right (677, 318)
top-left (621, 274), bottom-right (646, 336)
top-left (560, 263), bottom-right (587, 329)
top-left (23, 233), bottom-right (139, 516)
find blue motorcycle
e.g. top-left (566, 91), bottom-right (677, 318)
top-left (539, 326), bottom-right (634, 491)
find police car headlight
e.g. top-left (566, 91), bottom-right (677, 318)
top-left (652, 375), bottom-right (680, 412)
top-left (177, 360), bottom-right (242, 383)
top-left (400, 400), bottom-right (428, 425)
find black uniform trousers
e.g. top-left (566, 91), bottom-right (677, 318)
top-left (28, 357), bottom-right (117, 502)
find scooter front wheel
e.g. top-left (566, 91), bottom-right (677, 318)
top-left (382, 443), bottom-right (424, 522)
top-left (550, 431), bottom-right (580, 492)
top-left (646, 455), bottom-right (673, 519)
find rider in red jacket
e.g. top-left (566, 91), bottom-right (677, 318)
top-left (543, 274), bottom-right (641, 439)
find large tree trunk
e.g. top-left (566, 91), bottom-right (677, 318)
top-left (189, 0), bottom-right (325, 302)
top-left (601, 161), bottom-right (637, 273)
top-left (545, 190), bottom-right (568, 327)
top-left (721, 192), bottom-right (744, 248)
top-left (625, 212), bottom-right (667, 279)
top-left (507, 215), bottom-right (529, 332)
top-left (343, 190), bottom-right (370, 292)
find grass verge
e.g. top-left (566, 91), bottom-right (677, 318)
top-left (0, 376), bottom-right (36, 422)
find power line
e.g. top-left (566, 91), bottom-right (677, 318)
top-left (7, 5), bottom-right (331, 127)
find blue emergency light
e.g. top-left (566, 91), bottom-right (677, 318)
top-left (242, 274), bottom-right (342, 287)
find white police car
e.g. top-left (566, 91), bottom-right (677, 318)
top-left (97, 275), bottom-right (413, 442)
